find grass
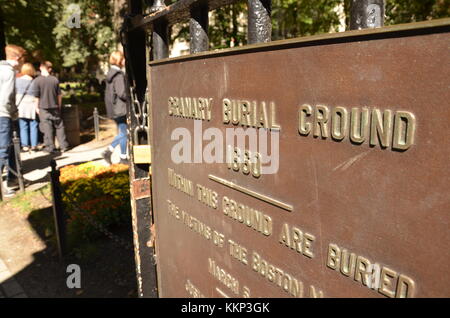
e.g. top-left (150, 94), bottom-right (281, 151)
top-left (1, 165), bottom-right (132, 263)
top-left (8, 184), bottom-right (52, 214)
top-left (1, 183), bottom-right (103, 260)
top-left (0, 184), bottom-right (57, 249)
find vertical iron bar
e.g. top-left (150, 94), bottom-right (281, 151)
top-left (247, 0), bottom-right (272, 44)
top-left (149, 0), bottom-right (166, 14)
top-left (126, 0), bottom-right (158, 299)
top-left (130, 0), bottom-right (143, 15)
top-left (12, 131), bottom-right (24, 193)
top-left (350, 0), bottom-right (385, 30)
top-left (152, 21), bottom-right (169, 60)
top-left (93, 107), bottom-right (100, 141)
top-left (190, 4), bottom-right (209, 54)
top-left (49, 160), bottom-right (66, 259)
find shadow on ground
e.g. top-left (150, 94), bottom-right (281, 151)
top-left (5, 168), bottom-right (138, 298)
top-left (2, 117), bottom-right (138, 297)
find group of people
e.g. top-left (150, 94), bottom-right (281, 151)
top-left (17, 60), bottom-right (69, 153)
top-left (0, 44), bottom-right (70, 196)
top-left (0, 45), bottom-right (130, 197)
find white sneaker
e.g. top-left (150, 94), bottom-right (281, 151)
top-left (2, 186), bottom-right (15, 198)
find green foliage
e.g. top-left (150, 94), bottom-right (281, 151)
top-left (385, 0), bottom-right (450, 25)
top-left (1, 0), bottom-right (119, 74)
top-left (171, 0), bottom-right (449, 48)
top-left (272, 0), bottom-right (342, 39)
top-left (1, 0), bottom-right (60, 64)
top-left (60, 162), bottom-right (131, 241)
top-left (2, 0), bottom-right (449, 73)
top-left (62, 92), bottom-right (102, 104)
top-left (210, 3), bottom-right (248, 49)
top-left (61, 82), bottom-right (102, 104)
top-left (53, 0), bottom-right (116, 69)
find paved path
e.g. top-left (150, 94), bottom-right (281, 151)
top-left (17, 136), bottom-right (123, 192)
top-left (0, 258), bottom-right (27, 298)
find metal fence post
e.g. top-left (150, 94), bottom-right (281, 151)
top-left (248, 0), bottom-right (272, 44)
top-left (49, 159), bottom-right (67, 259)
top-left (149, 0), bottom-right (166, 13)
top-left (350, 0), bottom-right (385, 30)
top-left (153, 20), bottom-right (169, 60)
top-left (190, 3), bottom-right (209, 54)
top-left (126, 0), bottom-right (158, 298)
top-left (12, 131), bottom-right (24, 193)
top-left (93, 107), bottom-right (100, 141)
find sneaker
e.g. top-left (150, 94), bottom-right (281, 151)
top-left (7, 179), bottom-right (19, 190)
top-left (7, 178), bottom-right (29, 190)
top-left (21, 146), bottom-right (30, 152)
top-left (43, 148), bottom-right (56, 154)
top-left (2, 186), bottom-right (15, 198)
top-left (119, 158), bottom-right (129, 165)
top-left (102, 149), bottom-right (112, 165)
top-left (31, 146), bottom-right (39, 152)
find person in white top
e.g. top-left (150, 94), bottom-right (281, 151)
top-left (16, 63), bottom-right (39, 152)
top-left (0, 44), bottom-right (25, 196)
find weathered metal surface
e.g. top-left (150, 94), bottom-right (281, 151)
top-left (149, 0), bottom-right (167, 14)
top-left (126, 0), bottom-right (156, 298)
top-left (150, 20), bottom-right (450, 298)
top-left (248, 0), bottom-right (272, 44)
top-left (135, 196), bottom-right (158, 297)
top-left (132, 177), bottom-right (152, 199)
top-left (152, 20), bottom-right (169, 60)
top-left (350, 0), bottom-right (385, 30)
top-left (129, 0), bottom-right (241, 31)
top-left (190, 3), bottom-right (209, 54)
top-left (150, 18), bottom-right (450, 66)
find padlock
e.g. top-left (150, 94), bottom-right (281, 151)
top-left (133, 126), bottom-right (151, 164)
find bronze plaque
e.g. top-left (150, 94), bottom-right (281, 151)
top-left (150, 21), bottom-right (450, 298)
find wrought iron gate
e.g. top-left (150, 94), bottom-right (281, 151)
top-left (122, 0), bottom-right (450, 298)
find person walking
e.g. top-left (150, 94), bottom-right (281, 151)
top-left (102, 51), bottom-right (129, 165)
top-left (16, 63), bottom-right (39, 152)
top-left (34, 61), bottom-right (69, 153)
top-left (0, 44), bottom-right (25, 197)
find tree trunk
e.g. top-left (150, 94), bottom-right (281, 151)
top-left (113, 0), bottom-right (128, 37)
top-left (231, 4), bottom-right (238, 46)
top-left (344, 0), bottom-right (351, 31)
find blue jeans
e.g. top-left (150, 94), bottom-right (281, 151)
top-left (111, 116), bottom-right (127, 155)
top-left (19, 118), bottom-right (39, 147)
top-left (0, 117), bottom-right (17, 181)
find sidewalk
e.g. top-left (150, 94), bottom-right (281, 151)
top-left (17, 135), bottom-right (123, 193)
top-left (0, 257), bottom-right (27, 298)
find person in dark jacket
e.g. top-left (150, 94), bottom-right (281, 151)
top-left (102, 51), bottom-right (129, 165)
top-left (34, 61), bottom-right (69, 153)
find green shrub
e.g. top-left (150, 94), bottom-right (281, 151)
top-left (60, 162), bottom-right (131, 241)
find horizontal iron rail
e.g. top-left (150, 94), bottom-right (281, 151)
top-left (148, 18), bottom-right (450, 65)
top-left (128, 0), bottom-right (242, 30)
